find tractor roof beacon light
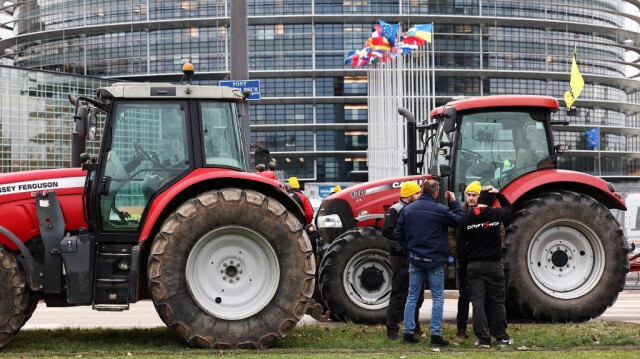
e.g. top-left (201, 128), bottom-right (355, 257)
top-left (183, 62), bottom-right (195, 94)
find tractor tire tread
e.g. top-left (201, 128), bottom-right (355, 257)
top-left (148, 188), bottom-right (314, 349)
top-left (0, 245), bottom-right (29, 348)
top-left (504, 191), bottom-right (627, 322)
top-left (318, 227), bottom-right (390, 324)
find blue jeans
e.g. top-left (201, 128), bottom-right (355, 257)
top-left (403, 263), bottom-right (445, 336)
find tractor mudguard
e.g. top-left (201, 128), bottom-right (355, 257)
top-left (0, 225), bottom-right (40, 291)
top-left (138, 168), bottom-right (302, 242)
top-left (501, 169), bottom-right (626, 210)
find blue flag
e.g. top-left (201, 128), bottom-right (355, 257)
top-left (378, 20), bottom-right (398, 47)
top-left (585, 127), bottom-right (599, 148)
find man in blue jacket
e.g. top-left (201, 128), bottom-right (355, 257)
top-left (395, 179), bottom-right (463, 346)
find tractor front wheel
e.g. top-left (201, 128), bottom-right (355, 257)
top-left (0, 245), bottom-right (30, 348)
top-left (504, 191), bottom-right (628, 322)
top-left (319, 227), bottom-right (391, 324)
top-left (148, 188), bottom-right (315, 348)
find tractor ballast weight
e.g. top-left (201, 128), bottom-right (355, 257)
top-left (0, 77), bottom-right (314, 349)
top-left (315, 95), bottom-right (629, 324)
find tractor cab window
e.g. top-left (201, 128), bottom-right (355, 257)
top-left (99, 101), bottom-right (190, 232)
top-left (200, 101), bottom-right (244, 170)
top-left (453, 111), bottom-right (550, 199)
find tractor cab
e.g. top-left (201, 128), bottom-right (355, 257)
top-left (429, 95), bottom-right (560, 201)
top-left (76, 83), bottom-right (246, 239)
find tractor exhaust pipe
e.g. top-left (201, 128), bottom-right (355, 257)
top-left (398, 108), bottom-right (417, 175)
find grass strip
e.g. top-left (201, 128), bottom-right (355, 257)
top-left (5, 321), bottom-right (639, 358)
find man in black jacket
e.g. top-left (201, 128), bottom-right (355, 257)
top-left (456, 186), bottom-right (513, 348)
top-left (382, 181), bottom-right (422, 340)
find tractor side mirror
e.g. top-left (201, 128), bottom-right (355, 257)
top-left (75, 105), bottom-right (89, 137)
top-left (429, 164), bottom-right (452, 177)
top-left (242, 88), bottom-right (252, 101)
top-left (87, 109), bottom-right (97, 141)
top-left (554, 144), bottom-right (568, 155)
top-left (442, 105), bottom-right (457, 133)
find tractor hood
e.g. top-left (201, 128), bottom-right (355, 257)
top-left (0, 167), bottom-right (87, 249)
top-left (0, 168), bottom-right (86, 204)
top-left (316, 174), bottom-right (429, 243)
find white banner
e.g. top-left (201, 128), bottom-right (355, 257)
top-left (0, 176), bottom-right (85, 196)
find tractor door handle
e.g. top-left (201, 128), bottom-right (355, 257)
top-left (99, 176), bottom-right (112, 195)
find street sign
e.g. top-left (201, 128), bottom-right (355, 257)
top-left (219, 79), bottom-right (261, 100)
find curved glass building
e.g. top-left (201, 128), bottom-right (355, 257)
top-left (1, 0), bottom-right (640, 181)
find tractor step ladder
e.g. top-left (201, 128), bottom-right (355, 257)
top-left (93, 243), bottom-right (134, 311)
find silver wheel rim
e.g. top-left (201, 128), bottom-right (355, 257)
top-left (527, 220), bottom-right (605, 299)
top-left (186, 226), bottom-right (280, 320)
top-left (343, 248), bottom-right (391, 310)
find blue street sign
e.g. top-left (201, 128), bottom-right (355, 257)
top-left (219, 80), bottom-right (261, 100)
top-left (318, 186), bottom-right (335, 198)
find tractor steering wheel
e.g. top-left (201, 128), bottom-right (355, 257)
top-left (458, 148), bottom-right (482, 161)
top-left (133, 140), bottom-right (163, 168)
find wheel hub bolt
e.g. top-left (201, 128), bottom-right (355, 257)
top-left (552, 266), bottom-right (555, 269)
top-left (222, 276), bottom-right (227, 280)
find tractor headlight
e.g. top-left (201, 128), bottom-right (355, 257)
top-left (317, 214), bottom-right (343, 229)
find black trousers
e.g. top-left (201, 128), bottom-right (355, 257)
top-left (467, 261), bottom-right (509, 344)
top-left (456, 260), bottom-right (470, 331)
top-left (386, 253), bottom-right (424, 334)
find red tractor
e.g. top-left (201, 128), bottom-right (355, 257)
top-left (0, 75), bottom-right (315, 348)
top-left (315, 95), bottom-right (630, 324)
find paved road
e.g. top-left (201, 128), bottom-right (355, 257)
top-left (22, 290), bottom-right (640, 330)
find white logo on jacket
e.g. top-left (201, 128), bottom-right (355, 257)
top-left (466, 221), bottom-right (500, 230)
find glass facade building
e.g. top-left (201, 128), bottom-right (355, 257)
top-left (0, 65), bottom-right (114, 172)
top-left (1, 0), bottom-right (640, 181)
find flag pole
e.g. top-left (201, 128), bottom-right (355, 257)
top-left (598, 142), bottom-right (602, 176)
top-left (431, 22), bottom-right (436, 111)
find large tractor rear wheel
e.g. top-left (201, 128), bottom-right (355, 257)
top-left (504, 191), bottom-right (628, 322)
top-left (148, 188), bottom-right (315, 348)
top-left (318, 227), bottom-right (391, 324)
top-left (0, 245), bottom-right (30, 348)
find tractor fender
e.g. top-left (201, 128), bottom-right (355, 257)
top-left (500, 169), bottom-right (626, 210)
top-left (0, 225), bottom-right (40, 291)
top-left (139, 168), bottom-right (304, 242)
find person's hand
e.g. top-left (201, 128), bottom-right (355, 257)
top-left (483, 185), bottom-right (498, 194)
top-left (444, 191), bottom-right (456, 201)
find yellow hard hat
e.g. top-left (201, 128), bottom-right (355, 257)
top-left (465, 181), bottom-right (482, 195)
top-left (331, 185), bottom-right (342, 194)
top-left (288, 177), bottom-right (300, 189)
top-left (400, 182), bottom-right (421, 198)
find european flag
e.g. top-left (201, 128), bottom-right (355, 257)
top-left (585, 127), bottom-right (599, 148)
top-left (378, 20), bottom-right (398, 47)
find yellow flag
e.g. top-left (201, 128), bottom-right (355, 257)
top-left (564, 46), bottom-right (584, 108)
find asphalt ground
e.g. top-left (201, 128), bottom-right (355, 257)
top-left (22, 290), bottom-right (640, 330)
